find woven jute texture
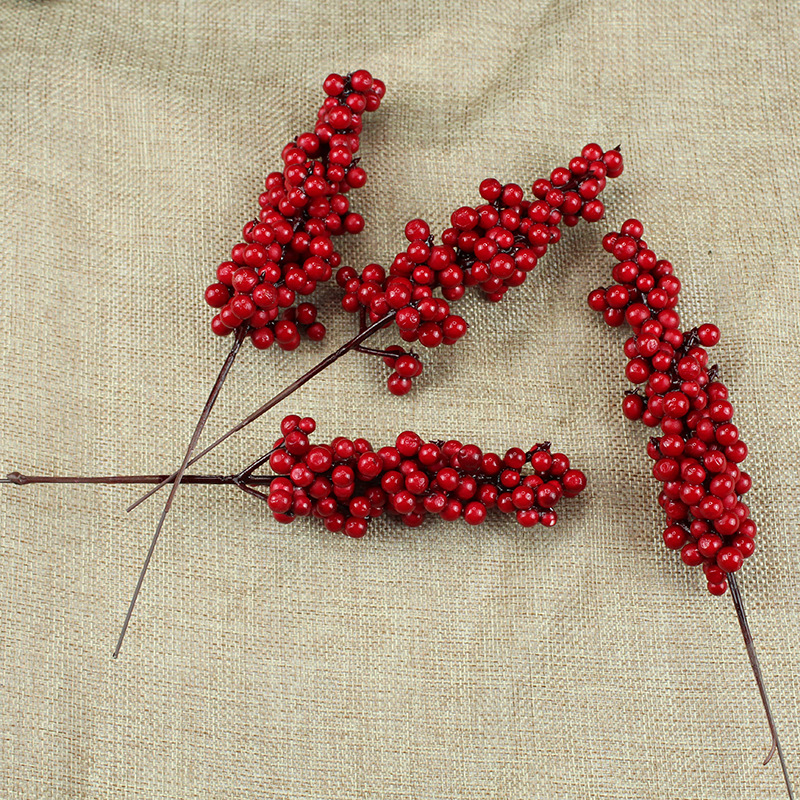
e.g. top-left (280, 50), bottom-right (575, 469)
top-left (1, 2), bottom-right (799, 798)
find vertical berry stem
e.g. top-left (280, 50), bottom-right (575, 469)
top-left (125, 311), bottom-right (396, 512)
top-left (729, 573), bottom-right (795, 799)
top-left (113, 326), bottom-right (246, 658)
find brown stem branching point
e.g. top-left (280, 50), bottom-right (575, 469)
top-left (125, 311), bottom-right (396, 513)
top-left (235, 482), bottom-right (272, 504)
top-left (354, 344), bottom-right (405, 359)
top-left (729, 573), bottom-right (795, 800)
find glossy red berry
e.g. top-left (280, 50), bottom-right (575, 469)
top-left (264, 417), bottom-right (585, 539)
top-left (338, 144), bottom-right (623, 393)
top-left (593, 220), bottom-right (757, 593)
top-left (463, 502), bottom-right (487, 525)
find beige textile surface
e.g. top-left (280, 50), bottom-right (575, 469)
top-left (1, 1), bottom-right (799, 798)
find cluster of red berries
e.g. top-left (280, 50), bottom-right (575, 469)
top-left (204, 70), bottom-right (385, 350)
top-left (265, 415), bottom-right (588, 538)
top-left (589, 220), bottom-right (755, 595)
top-left (336, 143), bottom-right (624, 394)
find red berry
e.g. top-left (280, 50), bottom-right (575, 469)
top-left (387, 373), bottom-right (412, 395)
top-left (205, 283), bottom-right (230, 308)
top-left (392, 490), bottom-right (416, 514)
top-left (232, 267), bottom-right (259, 294)
top-left (697, 533), bottom-right (723, 558)
top-left (622, 394), bottom-right (645, 420)
top-left (251, 327), bottom-right (274, 350)
top-left (463, 501), bottom-right (487, 525)
top-left (344, 518), bottom-right (368, 538)
top-left (418, 322), bottom-right (443, 348)
top-left (357, 452), bottom-right (382, 480)
top-left (456, 444), bottom-right (483, 473)
top-left (697, 323), bottom-right (720, 347)
top-left (350, 69), bottom-right (373, 92)
top-left (434, 467), bottom-right (457, 493)
top-left (663, 525), bottom-right (687, 550)
top-left (404, 218), bottom-right (430, 242)
top-left (511, 486), bottom-right (534, 510)
top-left (562, 469), bottom-right (587, 497)
top-left (210, 315), bottom-right (231, 336)
top-left (396, 431), bottom-right (422, 457)
top-left (717, 547), bottom-right (744, 573)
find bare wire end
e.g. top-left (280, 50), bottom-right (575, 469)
top-left (765, 737), bottom-right (778, 767)
top-left (728, 573), bottom-right (795, 800)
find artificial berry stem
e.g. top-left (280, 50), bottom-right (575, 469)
top-left (4, 471), bottom-right (278, 486)
top-left (591, 220), bottom-right (756, 593)
top-left (5, 409), bottom-right (588, 543)
top-left (114, 326), bottom-right (246, 658)
top-left (590, 219), bottom-right (794, 797)
top-left (337, 142), bottom-right (623, 395)
top-left (729, 573), bottom-right (795, 799)
top-left (204, 70), bottom-right (384, 350)
top-left (126, 311), bottom-right (396, 512)
top-left (252, 415), bottom-right (588, 537)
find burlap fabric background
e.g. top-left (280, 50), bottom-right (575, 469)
top-left (1, 1), bottom-right (798, 798)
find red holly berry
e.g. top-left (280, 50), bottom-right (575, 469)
top-left (335, 144), bottom-right (624, 393)
top-left (263, 417), bottom-right (586, 538)
top-left (590, 220), bottom-right (756, 595)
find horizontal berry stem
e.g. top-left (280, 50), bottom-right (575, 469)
top-left (125, 310), bottom-right (396, 512)
top-left (4, 472), bottom-right (277, 486)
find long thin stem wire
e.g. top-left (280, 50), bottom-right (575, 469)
top-left (124, 311), bottom-right (395, 513)
top-left (4, 472), bottom-right (277, 486)
top-left (113, 327), bottom-right (246, 658)
top-left (728, 572), bottom-right (794, 799)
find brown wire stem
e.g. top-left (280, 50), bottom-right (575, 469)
top-left (728, 572), bottom-right (795, 799)
top-left (354, 344), bottom-right (397, 358)
top-left (4, 471), bottom-right (277, 486)
top-left (233, 447), bottom-right (279, 484)
top-left (125, 311), bottom-right (396, 513)
top-left (113, 326), bottom-right (246, 659)
top-left (235, 482), bottom-right (271, 503)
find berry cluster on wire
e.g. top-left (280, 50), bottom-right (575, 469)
top-left (336, 143), bottom-right (624, 395)
top-left (588, 220), bottom-right (755, 595)
top-left (265, 415), bottom-right (588, 538)
top-left (204, 70), bottom-right (385, 351)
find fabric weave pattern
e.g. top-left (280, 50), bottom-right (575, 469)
top-left (1, 2), bottom-right (798, 798)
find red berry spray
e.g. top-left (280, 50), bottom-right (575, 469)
top-left (262, 417), bottom-right (586, 536)
top-left (129, 144), bottom-right (624, 510)
top-left (337, 142), bottom-right (624, 393)
top-left (3, 415), bottom-right (588, 539)
top-left (115, 72), bottom-right (385, 657)
top-left (590, 219), bottom-right (794, 798)
top-left (205, 71), bottom-right (385, 351)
